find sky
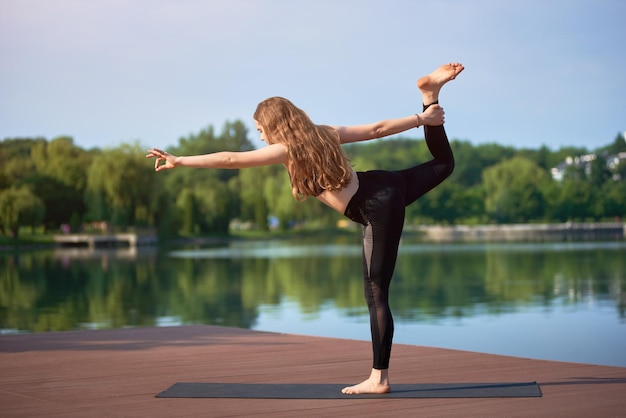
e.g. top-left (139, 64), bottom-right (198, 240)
top-left (1, 0), bottom-right (624, 152)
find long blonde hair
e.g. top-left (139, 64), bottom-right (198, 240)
top-left (254, 97), bottom-right (352, 200)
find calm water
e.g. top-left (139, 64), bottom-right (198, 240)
top-left (1, 238), bottom-right (625, 368)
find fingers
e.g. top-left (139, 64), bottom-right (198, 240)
top-left (421, 104), bottom-right (445, 126)
top-left (433, 105), bottom-right (445, 122)
top-left (146, 148), bottom-right (170, 172)
top-left (145, 148), bottom-right (165, 157)
top-left (154, 158), bottom-right (170, 172)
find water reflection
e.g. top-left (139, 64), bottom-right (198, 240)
top-left (1, 239), bottom-right (624, 366)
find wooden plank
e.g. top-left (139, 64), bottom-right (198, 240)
top-left (1, 325), bottom-right (625, 417)
top-left (53, 233), bottom-right (157, 248)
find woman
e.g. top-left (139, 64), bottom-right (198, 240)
top-left (147, 62), bottom-right (464, 394)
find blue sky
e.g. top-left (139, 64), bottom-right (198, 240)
top-left (1, 0), bottom-right (624, 152)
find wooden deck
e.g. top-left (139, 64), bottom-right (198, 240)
top-left (1, 325), bottom-right (625, 417)
top-left (53, 233), bottom-right (157, 248)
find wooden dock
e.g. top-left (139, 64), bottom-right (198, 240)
top-left (1, 325), bottom-right (625, 417)
top-left (53, 233), bottom-right (157, 248)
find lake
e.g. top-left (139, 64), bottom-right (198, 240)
top-left (1, 237), bottom-right (624, 368)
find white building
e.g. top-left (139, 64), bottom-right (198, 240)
top-left (551, 152), bottom-right (626, 181)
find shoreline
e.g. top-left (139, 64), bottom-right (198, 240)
top-left (2, 222), bottom-right (624, 252)
top-left (411, 222), bottom-right (625, 242)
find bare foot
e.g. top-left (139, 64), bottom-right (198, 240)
top-left (341, 369), bottom-right (391, 395)
top-left (417, 62), bottom-right (464, 104)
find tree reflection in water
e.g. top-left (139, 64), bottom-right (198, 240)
top-left (1, 239), bottom-right (624, 365)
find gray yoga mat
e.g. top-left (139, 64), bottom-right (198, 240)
top-left (156, 381), bottom-right (542, 399)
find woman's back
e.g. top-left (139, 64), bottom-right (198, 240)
top-left (314, 167), bottom-right (359, 214)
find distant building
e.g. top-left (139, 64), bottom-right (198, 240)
top-left (551, 152), bottom-right (626, 181)
top-left (607, 152), bottom-right (626, 180)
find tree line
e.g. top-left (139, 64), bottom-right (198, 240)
top-left (1, 121), bottom-right (625, 239)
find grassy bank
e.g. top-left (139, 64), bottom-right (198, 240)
top-left (0, 232), bottom-right (55, 251)
top-left (0, 226), bottom-right (362, 252)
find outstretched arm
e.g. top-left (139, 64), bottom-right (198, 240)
top-left (146, 143), bottom-right (288, 172)
top-left (333, 104), bottom-right (445, 144)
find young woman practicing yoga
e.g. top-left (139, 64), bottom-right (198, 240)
top-left (146, 62), bottom-right (464, 394)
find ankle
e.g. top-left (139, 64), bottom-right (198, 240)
top-left (370, 368), bottom-right (389, 383)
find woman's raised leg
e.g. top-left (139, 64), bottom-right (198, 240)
top-left (400, 63), bottom-right (463, 205)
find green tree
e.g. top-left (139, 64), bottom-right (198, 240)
top-left (517, 144), bottom-right (553, 171)
top-left (26, 137), bottom-right (91, 230)
top-left (193, 178), bottom-right (233, 234)
top-left (552, 179), bottom-right (594, 221)
top-left (263, 166), bottom-right (296, 230)
top-left (408, 182), bottom-right (463, 224)
top-left (31, 137), bottom-right (90, 191)
top-left (451, 141), bottom-right (516, 187)
top-left (239, 166), bottom-right (272, 231)
top-left (87, 143), bottom-right (157, 229)
top-left (0, 137), bottom-right (47, 185)
top-left (2, 158), bottom-right (37, 187)
top-left (589, 153), bottom-right (612, 188)
top-left (160, 121), bottom-right (257, 234)
top-left (483, 156), bottom-right (551, 223)
top-left (0, 186), bottom-right (45, 238)
top-left (175, 187), bottom-right (197, 235)
top-left (598, 180), bottom-right (626, 220)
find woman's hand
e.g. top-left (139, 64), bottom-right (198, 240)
top-left (146, 148), bottom-right (178, 172)
top-left (419, 104), bottom-right (445, 126)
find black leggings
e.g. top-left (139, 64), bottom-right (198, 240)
top-left (343, 109), bottom-right (454, 370)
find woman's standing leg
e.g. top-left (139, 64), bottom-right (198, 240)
top-left (342, 63), bottom-right (464, 395)
top-left (342, 172), bottom-right (406, 395)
